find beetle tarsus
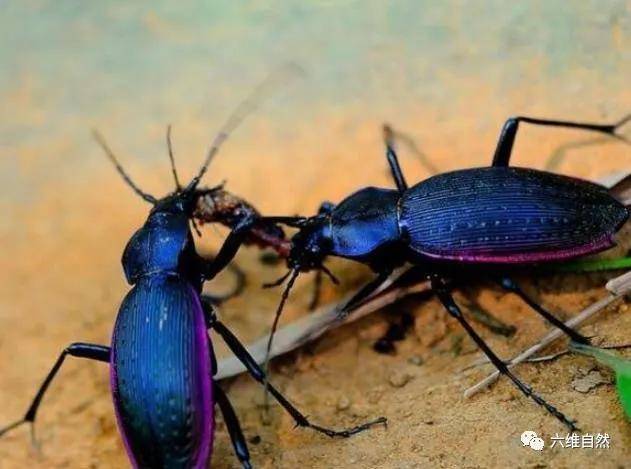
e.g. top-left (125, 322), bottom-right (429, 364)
top-left (206, 307), bottom-right (387, 439)
top-left (215, 383), bottom-right (252, 468)
top-left (0, 343), bottom-right (110, 445)
top-left (432, 278), bottom-right (579, 432)
top-left (492, 114), bottom-right (630, 167)
top-left (0, 418), bottom-right (28, 438)
top-left (498, 277), bottom-right (590, 345)
top-left (308, 416), bottom-right (388, 438)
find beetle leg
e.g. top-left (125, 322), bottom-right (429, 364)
top-left (338, 269), bottom-right (393, 317)
top-left (0, 343), bottom-right (110, 442)
top-left (205, 306), bottom-right (387, 438)
top-left (202, 216), bottom-right (257, 280)
top-left (214, 383), bottom-right (252, 469)
top-left (201, 262), bottom-right (247, 305)
top-left (431, 278), bottom-right (579, 432)
top-left (491, 115), bottom-right (629, 167)
top-left (497, 277), bottom-right (590, 344)
top-left (307, 270), bottom-right (323, 311)
top-left (458, 291), bottom-right (516, 337)
top-left (258, 216), bottom-right (308, 228)
top-left (384, 125), bottom-right (440, 176)
top-left (383, 124), bottom-right (408, 193)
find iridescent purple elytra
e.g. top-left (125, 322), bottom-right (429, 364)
top-left (399, 167), bottom-right (628, 263)
top-left (110, 276), bottom-right (213, 468)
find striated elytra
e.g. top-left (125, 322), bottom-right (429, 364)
top-left (210, 114), bottom-right (629, 432)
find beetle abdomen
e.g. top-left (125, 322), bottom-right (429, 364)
top-left (400, 167), bottom-right (628, 263)
top-left (110, 274), bottom-right (213, 468)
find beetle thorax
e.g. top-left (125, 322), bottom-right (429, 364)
top-left (122, 209), bottom-right (198, 284)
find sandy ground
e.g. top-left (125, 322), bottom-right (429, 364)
top-left (1, 2), bottom-right (631, 468)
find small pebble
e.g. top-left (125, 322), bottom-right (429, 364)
top-left (571, 370), bottom-right (609, 393)
top-left (408, 355), bottom-right (424, 366)
top-left (261, 413), bottom-right (272, 426)
top-left (367, 386), bottom-right (384, 404)
top-left (336, 395), bottom-right (351, 411)
top-left (388, 371), bottom-right (412, 388)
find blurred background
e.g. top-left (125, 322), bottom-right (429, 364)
top-left (1, 1), bottom-right (629, 467)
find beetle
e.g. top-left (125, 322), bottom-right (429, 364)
top-left (206, 114), bottom-right (630, 431)
top-left (0, 101), bottom-right (385, 468)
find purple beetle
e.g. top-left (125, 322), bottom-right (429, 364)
top-left (0, 100), bottom-right (385, 468)
top-left (204, 114), bottom-right (630, 432)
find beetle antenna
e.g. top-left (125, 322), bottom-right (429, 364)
top-left (262, 269), bottom-right (293, 288)
top-left (385, 123), bottom-right (440, 175)
top-left (93, 130), bottom-right (158, 204)
top-left (186, 63), bottom-right (305, 192)
top-left (262, 268), bottom-right (300, 405)
top-left (265, 268), bottom-right (300, 362)
top-left (320, 264), bottom-right (339, 285)
top-left (166, 124), bottom-right (182, 190)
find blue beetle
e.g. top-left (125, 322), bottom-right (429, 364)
top-left (207, 115), bottom-right (630, 431)
top-left (0, 113), bottom-right (385, 468)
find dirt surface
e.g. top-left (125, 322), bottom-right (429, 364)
top-left (1, 2), bottom-right (631, 468)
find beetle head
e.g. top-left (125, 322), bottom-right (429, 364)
top-left (95, 125), bottom-right (222, 285)
top-left (148, 187), bottom-right (198, 218)
top-left (97, 66), bottom-right (303, 284)
top-left (287, 216), bottom-right (332, 272)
